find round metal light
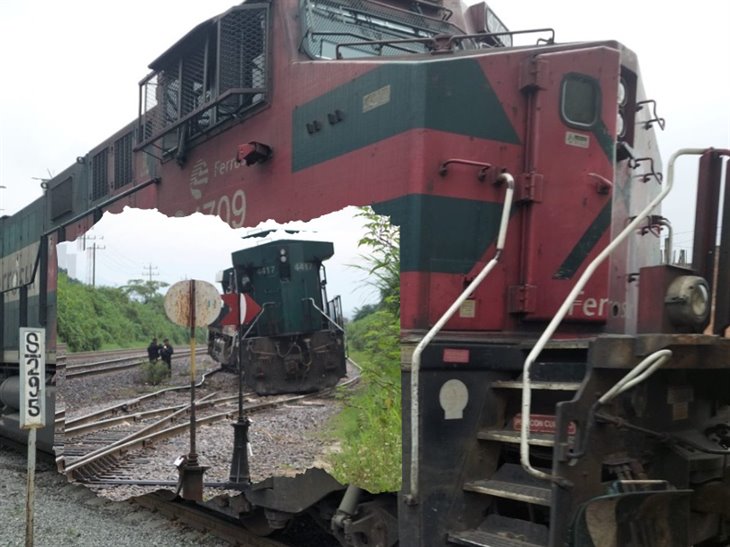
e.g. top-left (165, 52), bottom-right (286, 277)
top-left (665, 275), bottom-right (711, 330)
top-left (617, 112), bottom-right (625, 138)
top-left (618, 80), bottom-right (627, 106)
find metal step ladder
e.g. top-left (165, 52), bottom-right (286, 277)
top-left (447, 369), bottom-right (584, 547)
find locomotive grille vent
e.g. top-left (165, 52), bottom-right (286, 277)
top-left (137, 4), bottom-right (269, 158)
top-left (113, 132), bottom-right (133, 189)
top-left (91, 149), bottom-right (108, 201)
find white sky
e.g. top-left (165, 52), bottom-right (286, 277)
top-left (1, 0), bottom-right (729, 316)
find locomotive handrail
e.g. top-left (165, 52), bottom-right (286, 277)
top-left (406, 171), bottom-right (514, 504)
top-left (333, 28), bottom-right (555, 58)
top-left (597, 349), bottom-right (672, 405)
top-left (41, 177), bottom-right (161, 238)
top-left (136, 87), bottom-right (266, 152)
top-left (447, 28), bottom-right (556, 47)
top-left (240, 302), bottom-right (273, 341)
top-left (519, 148), bottom-right (710, 484)
top-left (303, 297), bottom-right (345, 334)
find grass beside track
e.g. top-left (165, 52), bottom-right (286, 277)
top-left (327, 309), bottom-right (401, 493)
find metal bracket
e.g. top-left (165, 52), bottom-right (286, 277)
top-left (629, 157), bottom-right (663, 184)
top-left (508, 284), bottom-right (537, 313)
top-left (636, 100), bottom-right (666, 130)
top-left (439, 159), bottom-right (494, 182)
top-left (516, 172), bottom-right (544, 202)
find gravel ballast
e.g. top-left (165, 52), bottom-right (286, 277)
top-left (0, 448), bottom-right (230, 547)
top-left (0, 353), bottom-right (351, 545)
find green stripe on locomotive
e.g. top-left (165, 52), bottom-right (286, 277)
top-left (232, 240), bottom-right (334, 336)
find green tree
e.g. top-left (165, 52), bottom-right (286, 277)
top-left (121, 278), bottom-right (169, 304)
top-left (351, 303), bottom-right (378, 322)
top-left (353, 207), bottom-right (400, 315)
top-left (56, 271), bottom-right (196, 351)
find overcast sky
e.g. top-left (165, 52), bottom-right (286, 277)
top-left (1, 0), bottom-right (728, 317)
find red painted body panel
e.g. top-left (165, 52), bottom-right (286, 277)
top-left (82, 5), bottom-right (663, 339)
top-left (518, 47), bottom-right (619, 322)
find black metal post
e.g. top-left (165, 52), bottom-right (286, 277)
top-left (180, 280), bottom-right (207, 500)
top-left (229, 294), bottom-right (251, 485)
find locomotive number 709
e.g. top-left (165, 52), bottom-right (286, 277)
top-left (198, 189), bottom-right (247, 228)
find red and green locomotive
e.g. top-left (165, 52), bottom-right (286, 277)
top-left (1, 0), bottom-right (729, 544)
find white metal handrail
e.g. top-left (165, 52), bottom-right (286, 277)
top-left (519, 148), bottom-right (707, 482)
top-left (597, 349), bottom-right (672, 405)
top-left (406, 172), bottom-right (514, 503)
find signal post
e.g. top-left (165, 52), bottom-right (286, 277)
top-left (19, 327), bottom-right (46, 547)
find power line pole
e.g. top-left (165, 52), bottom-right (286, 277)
top-left (81, 234), bottom-right (104, 286)
top-left (90, 241), bottom-right (106, 287)
top-left (143, 264), bottom-right (159, 282)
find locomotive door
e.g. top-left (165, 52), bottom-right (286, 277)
top-left (515, 46), bottom-right (620, 323)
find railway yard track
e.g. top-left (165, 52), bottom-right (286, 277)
top-left (39, 348), bottom-right (361, 545)
top-left (58, 380), bottom-right (355, 486)
top-left (61, 346), bottom-right (205, 378)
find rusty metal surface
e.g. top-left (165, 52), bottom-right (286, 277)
top-left (164, 279), bottom-right (222, 328)
top-left (589, 335), bottom-right (730, 369)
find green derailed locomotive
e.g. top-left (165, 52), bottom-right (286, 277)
top-left (208, 236), bottom-right (347, 395)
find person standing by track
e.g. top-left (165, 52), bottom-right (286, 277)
top-left (147, 337), bottom-right (161, 363)
top-left (160, 338), bottom-right (174, 376)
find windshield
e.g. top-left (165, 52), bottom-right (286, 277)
top-left (300, 0), bottom-right (469, 59)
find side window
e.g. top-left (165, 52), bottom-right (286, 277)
top-left (560, 73), bottom-right (600, 128)
top-left (138, 5), bottom-right (270, 159)
top-left (300, 0), bottom-right (466, 59)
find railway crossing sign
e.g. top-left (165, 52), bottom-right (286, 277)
top-left (164, 279), bottom-right (222, 327)
top-left (19, 328), bottom-right (46, 429)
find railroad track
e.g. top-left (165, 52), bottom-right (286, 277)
top-left (64, 346), bottom-right (154, 363)
top-left (58, 361), bottom-right (360, 486)
top-left (62, 347), bottom-right (206, 379)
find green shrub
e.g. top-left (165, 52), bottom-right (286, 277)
top-left (141, 360), bottom-right (170, 385)
top-left (57, 270), bottom-right (206, 351)
top-left (328, 308), bottom-right (401, 493)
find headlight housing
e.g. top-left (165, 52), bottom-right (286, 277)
top-left (665, 275), bottom-right (711, 330)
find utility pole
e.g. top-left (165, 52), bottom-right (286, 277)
top-left (142, 264), bottom-right (159, 282)
top-left (90, 241), bottom-right (106, 287)
top-left (80, 233), bottom-right (104, 286)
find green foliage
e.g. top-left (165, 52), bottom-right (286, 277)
top-left (326, 207), bottom-right (402, 492)
top-left (141, 360), bottom-right (170, 385)
top-left (351, 303), bottom-right (378, 322)
top-left (329, 305), bottom-right (402, 493)
top-left (352, 207), bottom-right (400, 316)
top-left (121, 278), bottom-right (170, 304)
top-left (57, 271), bottom-right (200, 352)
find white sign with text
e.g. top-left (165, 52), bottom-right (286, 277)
top-left (19, 328), bottom-right (46, 429)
